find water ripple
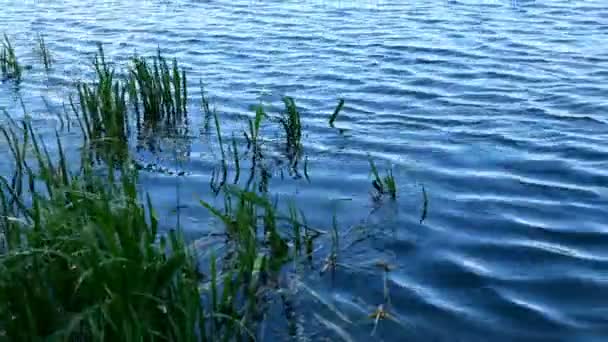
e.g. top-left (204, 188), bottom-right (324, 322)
top-left (1, 0), bottom-right (607, 340)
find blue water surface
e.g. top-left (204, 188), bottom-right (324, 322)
top-left (1, 0), bottom-right (608, 340)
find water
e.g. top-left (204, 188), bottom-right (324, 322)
top-left (1, 0), bottom-right (608, 340)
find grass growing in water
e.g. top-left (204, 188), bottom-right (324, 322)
top-left (245, 104), bottom-right (265, 149)
top-left (369, 157), bottom-right (397, 200)
top-left (71, 44), bottom-right (129, 164)
top-left (329, 98), bottom-right (345, 127)
top-left (279, 96), bottom-right (302, 157)
top-left (0, 117), bottom-right (315, 341)
top-left (36, 33), bottom-right (52, 70)
top-left (0, 34), bottom-right (21, 81)
top-left (129, 49), bottom-right (188, 129)
top-left (0, 38), bottom-right (415, 340)
top-left (0, 119), bottom-right (204, 341)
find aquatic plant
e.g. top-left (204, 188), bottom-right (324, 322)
top-left (369, 157), bottom-right (397, 200)
top-left (329, 98), bottom-right (345, 127)
top-left (210, 110), bottom-right (228, 193)
top-left (35, 32), bottom-right (52, 70)
top-left (0, 118), bottom-right (204, 341)
top-left (128, 49), bottom-right (188, 129)
top-left (0, 36), bottom-right (414, 340)
top-left (199, 184), bottom-right (322, 337)
top-left (279, 96), bottom-right (302, 156)
top-left (231, 134), bottom-right (240, 184)
top-left (200, 82), bottom-right (214, 133)
top-left (321, 213), bottom-right (340, 276)
top-left (0, 34), bottom-right (21, 81)
top-left (420, 184), bottom-right (428, 223)
top-left (71, 44), bottom-right (129, 164)
top-left (244, 104), bottom-right (265, 149)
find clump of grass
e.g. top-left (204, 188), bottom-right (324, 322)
top-left (279, 96), bottom-right (302, 156)
top-left (128, 49), bottom-right (188, 129)
top-left (0, 34), bottom-right (22, 81)
top-left (35, 33), bottom-right (52, 70)
top-left (369, 157), bottom-right (397, 200)
top-left (71, 44), bottom-right (129, 163)
top-left (0, 119), bottom-right (204, 341)
top-left (200, 185), bottom-right (309, 337)
top-left (0, 38), bottom-right (407, 339)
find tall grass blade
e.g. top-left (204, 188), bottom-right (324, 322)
top-left (420, 184), bottom-right (428, 224)
top-left (35, 33), bottom-right (52, 70)
top-left (329, 98), bottom-right (345, 127)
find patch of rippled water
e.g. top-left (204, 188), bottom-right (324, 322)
top-left (1, 0), bottom-right (608, 340)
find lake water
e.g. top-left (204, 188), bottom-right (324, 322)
top-left (1, 0), bottom-right (608, 340)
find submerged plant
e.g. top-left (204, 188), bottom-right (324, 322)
top-left (0, 34), bottom-right (22, 81)
top-left (321, 213), bottom-right (340, 276)
top-left (369, 157), bottom-right (397, 200)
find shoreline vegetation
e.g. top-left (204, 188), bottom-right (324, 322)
top-left (0, 34), bottom-right (415, 340)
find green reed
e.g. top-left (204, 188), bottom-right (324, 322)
top-left (200, 82), bottom-right (213, 132)
top-left (0, 34), bottom-right (21, 81)
top-left (0, 36), bottom-right (418, 340)
top-left (369, 157), bottom-right (397, 200)
top-left (129, 49), bottom-right (188, 129)
top-left (0, 117), bottom-right (206, 341)
top-left (200, 185), bottom-right (299, 338)
top-left (329, 98), bottom-right (345, 127)
top-left (210, 110), bottom-right (227, 193)
top-left (231, 135), bottom-right (240, 184)
top-left (36, 33), bottom-right (52, 70)
top-left (279, 96), bottom-right (302, 156)
top-left (245, 104), bottom-right (265, 149)
top-left (71, 44), bottom-right (129, 164)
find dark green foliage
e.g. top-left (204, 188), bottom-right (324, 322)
top-left (0, 119), bottom-right (204, 341)
top-left (329, 98), bottom-right (344, 127)
top-left (129, 49), bottom-right (188, 129)
top-left (0, 34), bottom-right (21, 81)
top-left (279, 97), bottom-right (302, 156)
top-left (369, 157), bottom-right (397, 200)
